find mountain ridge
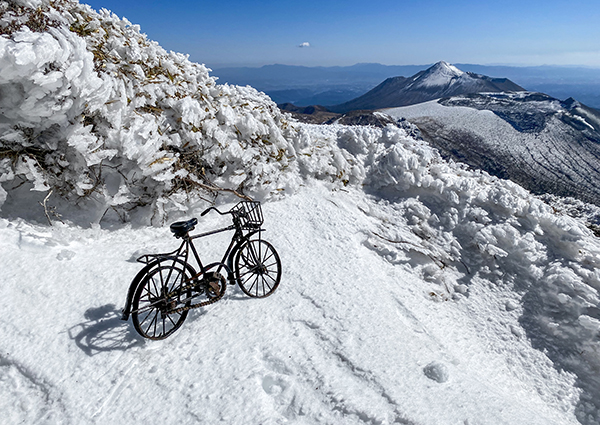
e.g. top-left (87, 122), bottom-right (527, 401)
top-left (212, 62), bottom-right (600, 108)
top-left (329, 62), bottom-right (525, 113)
top-left (384, 91), bottom-right (600, 208)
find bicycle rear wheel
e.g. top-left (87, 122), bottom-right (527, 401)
top-left (132, 264), bottom-right (194, 339)
top-left (234, 239), bottom-right (281, 298)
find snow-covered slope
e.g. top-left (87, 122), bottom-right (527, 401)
top-left (3, 118), bottom-right (600, 423)
top-left (3, 2), bottom-right (600, 425)
top-left (412, 61), bottom-right (465, 88)
top-left (330, 62), bottom-right (524, 113)
top-left (384, 93), bottom-right (600, 211)
top-left (2, 178), bottom-right (600, 425)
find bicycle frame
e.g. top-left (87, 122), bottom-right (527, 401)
top-left (121, 220), bottom-right (262, 321)
top-left (187, 222), bottom-right (263, 282)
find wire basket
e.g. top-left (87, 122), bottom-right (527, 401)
top-left (232, 201), bottom-right (263, 229)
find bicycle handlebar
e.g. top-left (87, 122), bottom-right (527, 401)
top-left (200, 205), bottom-right (246, 218)
top-left (200, 206), bottom-right (226, 217)
top-left (198, 201), bottom-right (260, 231)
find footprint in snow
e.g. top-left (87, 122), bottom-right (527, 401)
top-left (423, 362), bottom-right (449, 383)
top-left (262, 375), bottom-right (287, 396)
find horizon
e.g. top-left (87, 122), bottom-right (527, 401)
top-left (82, 0), bottom-right (600, 69)
top-left (207, 61), bottom-right (600, 70)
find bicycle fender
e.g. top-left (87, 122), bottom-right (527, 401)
top-left (226, 230), bottom-right (262, 278)
top-left (120, 256), bottom-right (192, 321)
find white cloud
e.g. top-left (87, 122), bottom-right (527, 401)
top-left (298, 42), bottom-right (310, 48)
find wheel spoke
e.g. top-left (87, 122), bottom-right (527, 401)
top-left (235, 240), bottom-right (281, 298)
top-left (144, 310), bottom-right (158, 336)
top-left (132, 264), bottom-right (194, 340)
top-left (259, 276), bottom-right (265, 296)
top-left (239, 268), bottom-right (255, 280)
top-left (138, 308), bottom-right (153, 327)
top-left (263, 273), bottom-right (276, 284)
top-left (240, 252), bottom-right (255, 267)
top-left (262, 251), bottom-right (275, 263)
top-left (241, 271), bottom-right (255, 285)
top-left (254, 275), bottom-right (261, 297)
top-left (261, 275), bottom-right (274, 289)
top-left (240, 270), bottom-right (254, 281)
top-left (150, 277), bottom-right (160, 298)
top-left (245, 274), bottom-right (257, 292)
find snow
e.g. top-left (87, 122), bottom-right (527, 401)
top-left (0, 0), bottom-right (312, 224)
top-left (413, 61), bottom-right (466, 88)
top-left (1, 184), bottom-right (597, 424)
top-left (2, 2), bottom-right (600, 424)
top-left (382, 94), bottom-right (600, 214)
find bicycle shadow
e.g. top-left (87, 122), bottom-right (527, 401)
top-left (68, 304), bottom-right (144, 356)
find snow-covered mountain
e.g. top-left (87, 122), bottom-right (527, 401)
top-left (214, 63), bottom-right (600, 109)
top-left (331, 61), bottom-right (524, 113)
top-left (384, 92), bottom-right (600, 211)
top-left (3, 2), bottom-right (600, 425)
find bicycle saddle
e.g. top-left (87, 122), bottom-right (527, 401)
top-left (170, 218), bottom-right (198, 237)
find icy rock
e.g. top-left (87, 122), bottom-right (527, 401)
top-left (0, 185), bottom-right (6, 211)
top-left (505, 300), bottom-right (519, 311)
top-left (423, 362), bottom-right (449, 383)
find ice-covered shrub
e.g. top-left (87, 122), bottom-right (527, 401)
top-left (1, 0), bottom-right (362, 223)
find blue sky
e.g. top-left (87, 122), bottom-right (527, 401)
top-left (83, 0), bottom-right (600, 68)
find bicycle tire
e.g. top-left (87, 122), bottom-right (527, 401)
top-left (234, 239), bottom-right (281, 298)
top-left (131, 263), bottom-right (194, 339)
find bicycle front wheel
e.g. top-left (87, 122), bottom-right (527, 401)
top-left (234, 239), bottom-right (281, 298)
top-left (132, 264), bottom-right (194, 339)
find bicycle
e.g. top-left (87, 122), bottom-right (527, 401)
top-left (121, 201), bottom-right (281, 340)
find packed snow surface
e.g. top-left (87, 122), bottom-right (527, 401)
top-left (3, 1), bottom-right (600, 425)
top-left (2, 182), bottom-right (600, 425)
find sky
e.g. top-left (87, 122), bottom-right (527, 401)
top-left (83, 0), bottom-right (600, 69)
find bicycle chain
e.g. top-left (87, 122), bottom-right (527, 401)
top-left (168, 275), bottom-right (226, 314)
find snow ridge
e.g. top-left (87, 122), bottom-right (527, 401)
top-left (384, 93), bottom-right (600, 209)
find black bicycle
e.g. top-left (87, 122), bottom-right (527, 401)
top-left (121, 201), bottom-right (281, 340)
